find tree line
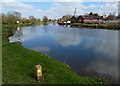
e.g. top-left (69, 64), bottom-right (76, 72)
top-left (1, 11), bottom-right (51, 25)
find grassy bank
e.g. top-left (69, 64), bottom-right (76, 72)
top-left (71, 23), bottom-right (120, 30)
top-left (2, 24), bottom-right (106, 84)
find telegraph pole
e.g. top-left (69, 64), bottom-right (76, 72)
top-left (74, 8), bottom-right (76, 16)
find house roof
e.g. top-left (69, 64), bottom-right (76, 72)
top-left (77, 15), bottom-right (84, 19)
top-left (83, 15), bottom-right (103, 19)
top-left (70, 15), bottom-right (103, 21)
top-left (77, 15), bottom-right (82, 18)
top-left (70, 16), bottom-right (77, 19)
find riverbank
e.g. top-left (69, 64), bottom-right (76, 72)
top-left (2, 24), bottom-right (106, 84)
top-left (71, 23), bottom-right (120, 30)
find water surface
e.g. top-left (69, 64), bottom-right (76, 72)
top-left (9, 24), bottom-right (118, 84)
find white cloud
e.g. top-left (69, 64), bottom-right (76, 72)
top-left (46, 2), bottom-right (118, 18)
top-left (57, 0), bottom-right (119, 2)
top-left (83, 30), bottom-right (118, 82)
top-left (2, 0), bottom-right (34, 10)
top-left (1, 0), bottom-right (35, 17)
top-left (96, 2), bottom-right (118, 15)
top-left (9, 26), bottom-right (45, 42)
top-left (1, 0), bottom-right (118, 19)
top-left (15, 0), bottom-right (119, 2)
top-left (49, 27), bottom-right (82, 47)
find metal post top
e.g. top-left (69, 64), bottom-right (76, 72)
top-left (35, 64), bottom-right (41, 68)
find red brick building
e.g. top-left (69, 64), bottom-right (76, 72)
top-left (83, 15), bottom-right (103, 24)
top-left (58, 18), bottom-right (64, 22)
top-left (70, 15), bottom-right (103, 24)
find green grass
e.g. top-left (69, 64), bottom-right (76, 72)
top-left (2, 24), bottom-right (106, 84)
top-left (2, 42), bottom-right (102, 84)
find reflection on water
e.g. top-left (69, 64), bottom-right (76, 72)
top-left (9, 24), bottom-right (118, 84)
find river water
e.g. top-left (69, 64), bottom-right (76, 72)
top-left (9, 24), bottom-right (118, 84)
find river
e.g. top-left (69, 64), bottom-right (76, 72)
top-left (9, 24), bottom-right (118, 84)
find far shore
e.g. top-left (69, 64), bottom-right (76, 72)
top-left (70, 23), bottom-right (120, 30)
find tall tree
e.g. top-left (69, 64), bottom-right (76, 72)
top-left (2, 13), bottom-right (8, 24)
top-left (37, 18), bottom-right (41, 23)
top-left (4, 11), bottom-right (22, 24)
top-left (12, 11), bottom-right (21, 20)
top-left (29, 16), bottom-right (37, 23)
top-left (42, 16), bottom-right (48, 25)
top-left (94, 13), bottom-right (99, 16)
top-left (7, 12), bottom-right (16, 24)
top-left (62, 14), bottom-right (72, 22)
top-left (89, 12), bottom-right (94, 15)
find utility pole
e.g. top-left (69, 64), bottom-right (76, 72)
top-left (74, 8), bottom-right (76, 16)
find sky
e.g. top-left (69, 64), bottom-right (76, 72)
top-left (1, 0), bottom-right (119, 19)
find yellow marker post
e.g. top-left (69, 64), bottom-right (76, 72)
top-left (35, 64), bottom-right (42, 81)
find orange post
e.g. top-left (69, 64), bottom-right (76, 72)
top-left (35, 64), bottom-right (42, 81)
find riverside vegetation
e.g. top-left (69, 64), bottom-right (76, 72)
top-left (71, 23), bottom-right (120, 30)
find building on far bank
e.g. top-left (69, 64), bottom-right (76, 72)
top-left (83, 15), bottom-right (103, 24)
top-left (70, 16), bottom-right (77, 23)
top-left (76, 15), bottom-right (84, 23)
top-left (70, 15), bottom-right (103, 24)
top-left (58, 18), bottom-right (64, 22)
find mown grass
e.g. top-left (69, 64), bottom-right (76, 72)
top-left (2, 24), bottom-right (106, 84)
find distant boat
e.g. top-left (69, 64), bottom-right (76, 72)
top-left (57, 21), bottom-right (64, 25)
top-left (58, 21), bottom-right (71, 25)
top-left (66, 21), bottom-right (71, 25)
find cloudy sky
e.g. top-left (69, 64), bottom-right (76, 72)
top-left (1, 0), bottom-right (119, 19)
